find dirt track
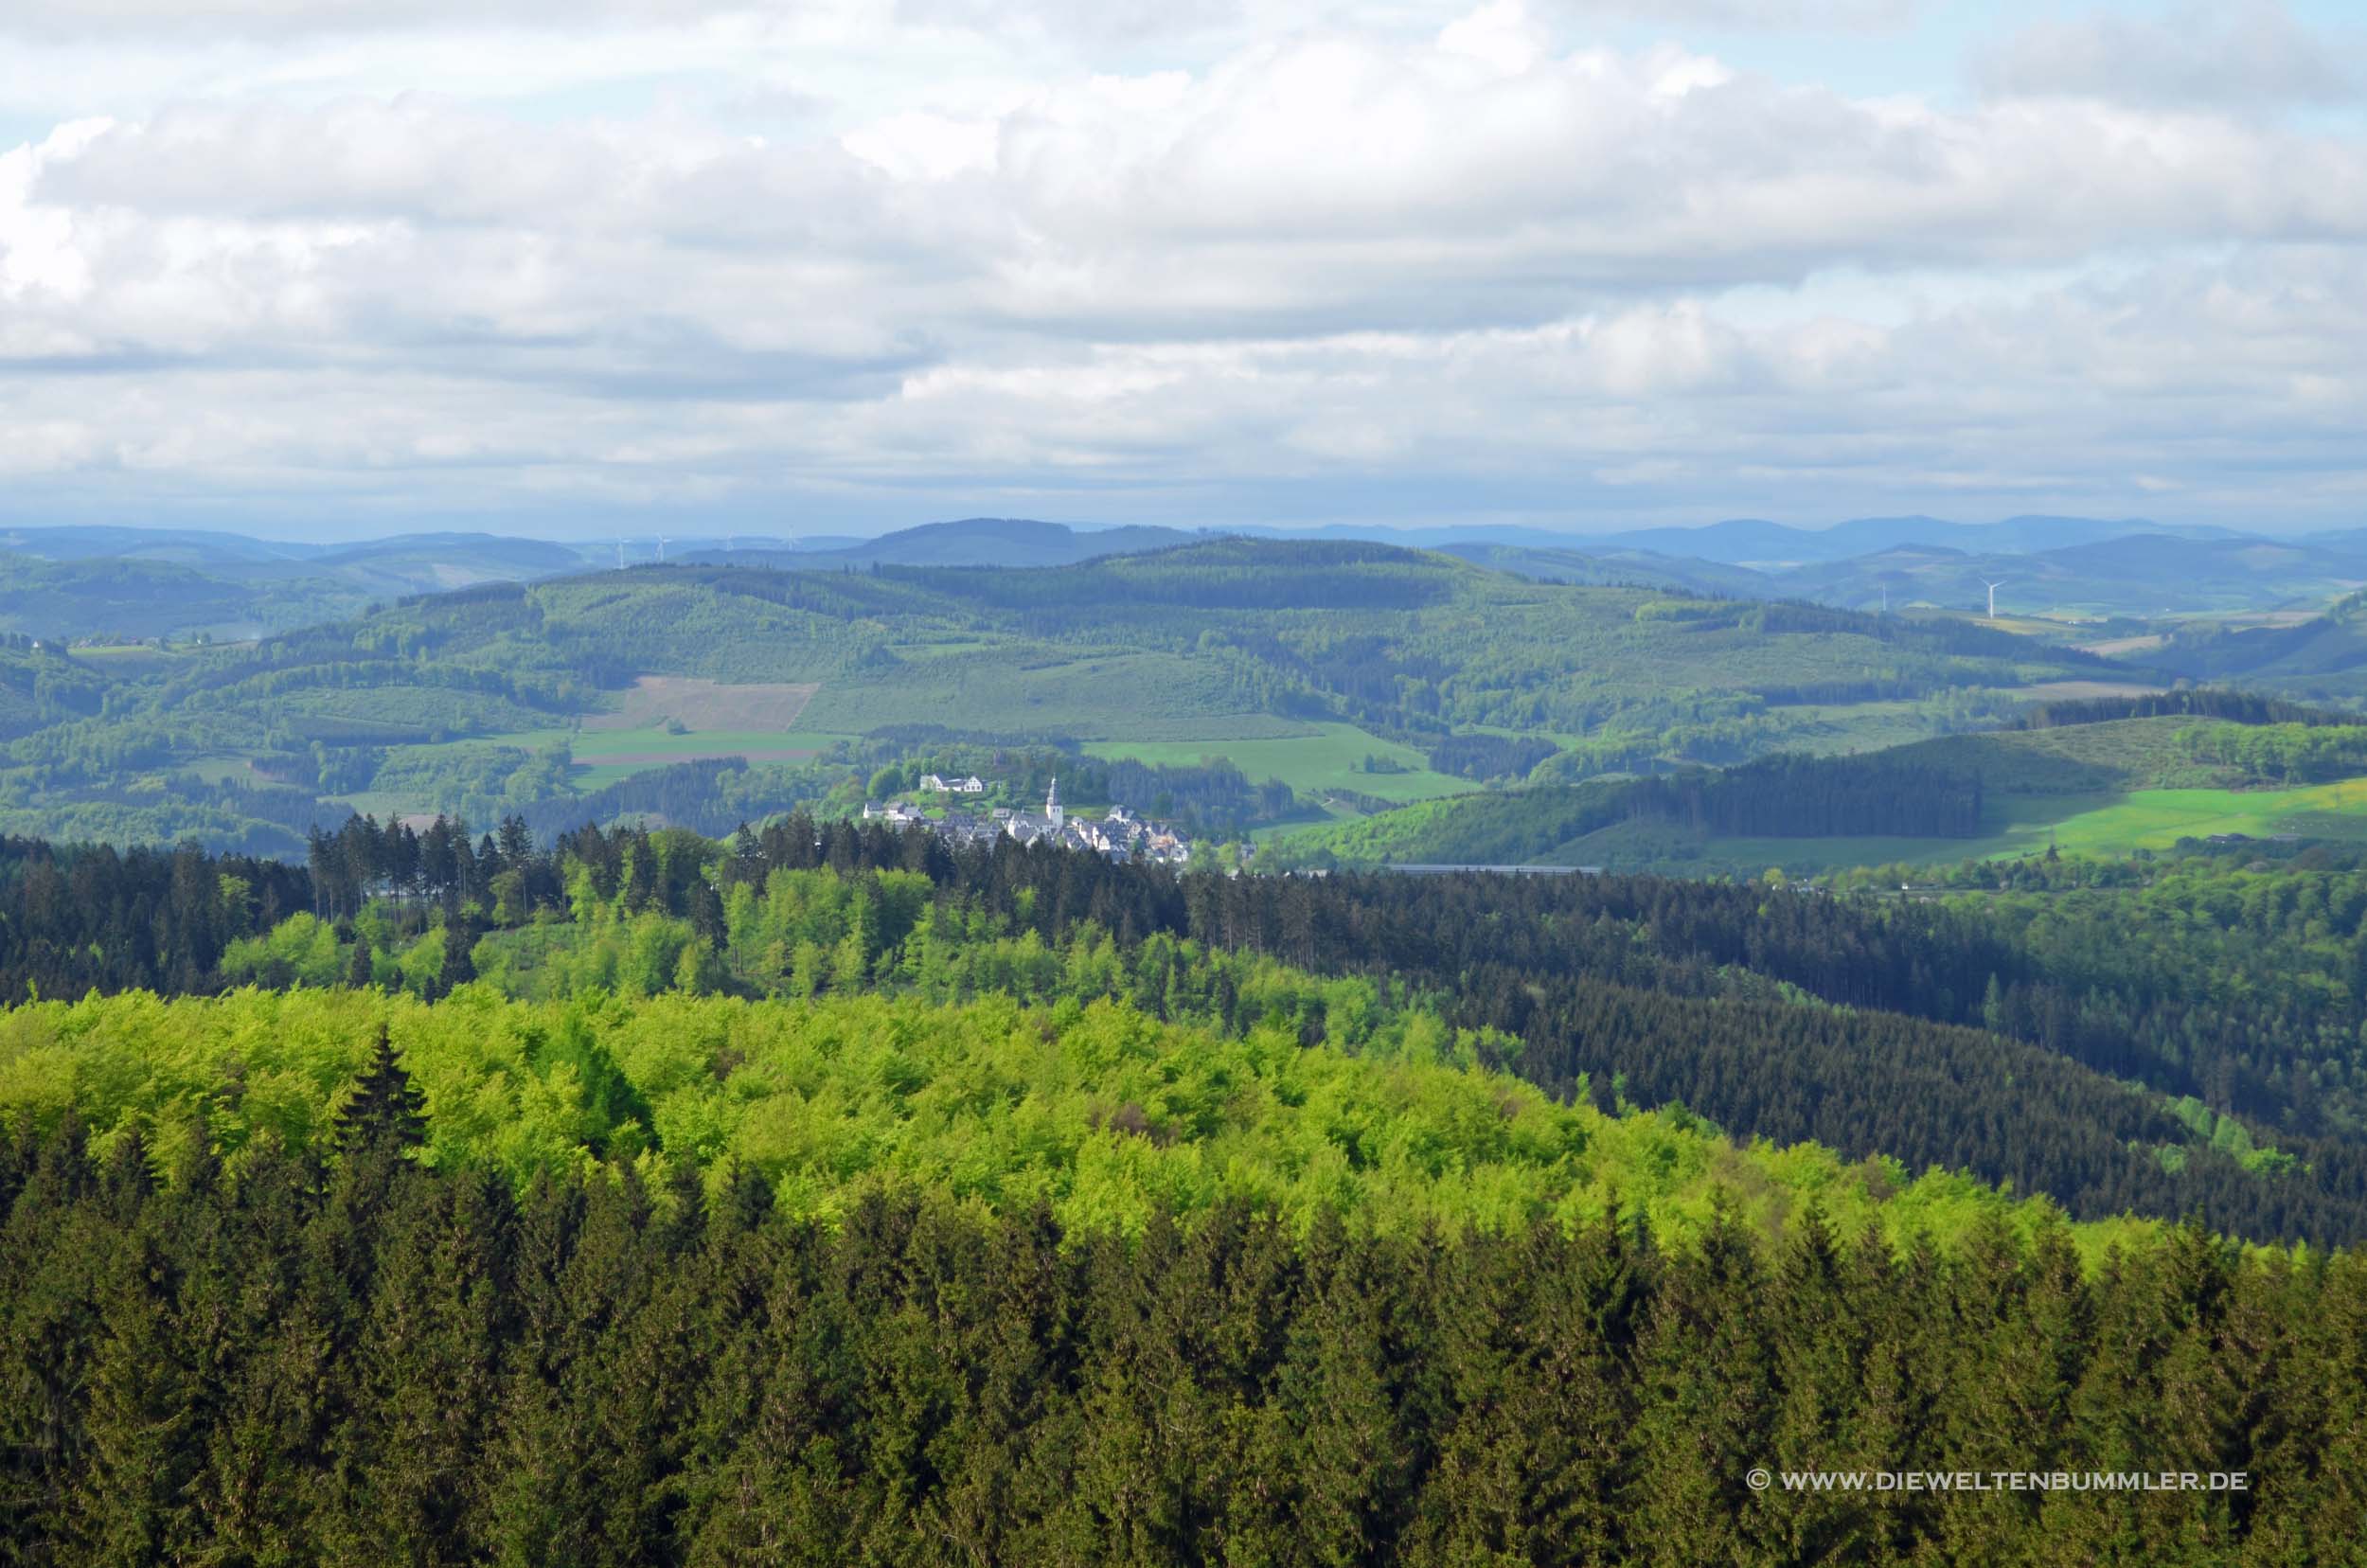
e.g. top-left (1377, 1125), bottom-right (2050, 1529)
top-left (574, 747), bottom-right (818, 766)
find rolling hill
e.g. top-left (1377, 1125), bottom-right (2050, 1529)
top-left (0, 538), bottom-right (2126, 853)
top-left (8, 513), bottom-right (2355, 644)
top-left (688, 517), bottom-right (1199, 569)
top-left (2149, 587), bottom-right (2367, 692)
top-left (1458, 527), bottom-right (2367, 622)
top-left (1263, 704), bottom-right (2367, 874)
top-left (0, 529), bottom-right (611, 641)
top-left (1593, 513), bottom-right (2231, 565)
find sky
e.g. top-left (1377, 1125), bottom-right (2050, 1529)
top-left (0, 0), bottom-right (2361, 542)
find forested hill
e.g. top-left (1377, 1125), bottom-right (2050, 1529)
top-left (10, 822), bottom-right (2367, 1559)
top-left (8, 1032), bottom-right (2362, 1562)
top-left (7, 818), bottom-right (2363, 1246)
top-left (0, 541), bottom-right (2123, 854)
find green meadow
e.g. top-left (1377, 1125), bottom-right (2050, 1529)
top-left (1618, 776), bottom-right (2367, 875)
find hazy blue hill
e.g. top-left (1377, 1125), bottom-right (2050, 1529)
top-left (1599, 513), bottom-right (2216, 566)
top-left (857, 517), bottom-right (1196, 564)
top-left (0, 516), bottom-right (2331, 644)
top-left (1445, 527), bottom-right (2359, 620)
top-left (0, 553), bottom-right (344, 641)
top-left (1760, 532), bottom-right (2367, 619)
top-left (705, 517), bottom-right (1201, 569)
top-left (1598, 517), bottom-right (1823, 562)
top-left (0, 531), bottom-right (610, 641)
top-left (0, 525), bottom-right (319, 566)
top-left (311, 531), bottom-right (595, 571)
top-left (275, 532), bottom-right (601, 597)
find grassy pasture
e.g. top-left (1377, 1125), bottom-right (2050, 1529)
top-left (1631, 777), bottom-right (2367, 874)
top-left (68, 644), bottom-right (187, 676)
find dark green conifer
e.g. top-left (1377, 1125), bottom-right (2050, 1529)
top-left (334, 1025), bottom-right (426, 1160)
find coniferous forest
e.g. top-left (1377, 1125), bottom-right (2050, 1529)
top-left (6, 1097), bottom-right (2363, 1567)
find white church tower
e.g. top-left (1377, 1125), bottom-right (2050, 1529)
top-left (1046, 776), bottom-right (1063, 831)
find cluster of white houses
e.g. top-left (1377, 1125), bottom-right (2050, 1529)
top-left (862, 778), bottom-right (1196, 865)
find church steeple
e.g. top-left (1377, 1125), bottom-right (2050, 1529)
top-left (1046, 776), bottom-right (1063, 829)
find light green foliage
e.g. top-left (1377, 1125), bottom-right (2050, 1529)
top-left (2174, 720), bottom-right (2367, 784)
top-left (470, 864), bottom-right (1434, 1064)
top-left (220, 912), bottom-right (345, 989)
top-left (0, 986), bottom-right (2121, 1256)
top-left (2161, 1095), bottom-right (2299, 1177)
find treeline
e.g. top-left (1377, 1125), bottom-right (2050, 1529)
top-left (311, 824), bottom-right (2367, 1239)
top-left (2, 1095), bottom-right (2358, 1566)
top-left (1427, 731), bottom-right (1557, 781)
top-left (2173, 720), bottom-right (2367, 784)
top-left (1281, 751), bottom-right (1989, 865)
top-left (1100, 757), bottom-right (1294, 836)
top-left (505, 758), bottom-right (827, 843)
top-left (14, 815), bottom-right (2367, 1242)
top-left (2020, 689), bottom-right (2352, 730)
top-left (0, 836), bottom-right (311, 994)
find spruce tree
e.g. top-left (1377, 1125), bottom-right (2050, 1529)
top-left (334, 1025), bottom-right (427, 1160)
top-left (345, 934), bottom-right (374, 991)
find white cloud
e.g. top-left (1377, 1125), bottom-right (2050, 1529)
top-left (0, 1), bottom-right (2359, 532)
top-left (1975, 2), bottom-right (2360, 113)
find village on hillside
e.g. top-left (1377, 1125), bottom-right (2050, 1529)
top-left (863, 775), bottom-right (1200, 865)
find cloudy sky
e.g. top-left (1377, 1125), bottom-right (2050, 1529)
top-left (0, 0), bottom-right (2361, 541)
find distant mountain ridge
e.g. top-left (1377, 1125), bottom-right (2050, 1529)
top-left (1592, 514), bottom-right (2247, 566)
top-left (1452, 526), bottom-right (2367, 622)
top-left (0, 512), bottom-right (2340, 641)
top-left (684, 518), bottom-right (1201, 570)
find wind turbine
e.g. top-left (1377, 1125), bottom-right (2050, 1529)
top-left (656, 534), bottom-right (671, 562)
top-left (1983, 579), bottom-right (2007, 619)
top-left (614, 537), bottom-right (626, 571)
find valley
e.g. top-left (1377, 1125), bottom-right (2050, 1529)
top-left (0, 531), bottom-right (2129, 854)
top-left (7, 518), bottom-right (2367, 1563)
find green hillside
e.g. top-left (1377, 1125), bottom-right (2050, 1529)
top-left (1266, 713), bottom-right (2367, 873)
top-left (0, 985), bottom-right (2143, 1259)
top-left (0, 541), bottom-right (2129, 852)
top-left (13, 989), bottom-right (2352, 1564)
top-left (2150, 587), bottom-right (2367, 699)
